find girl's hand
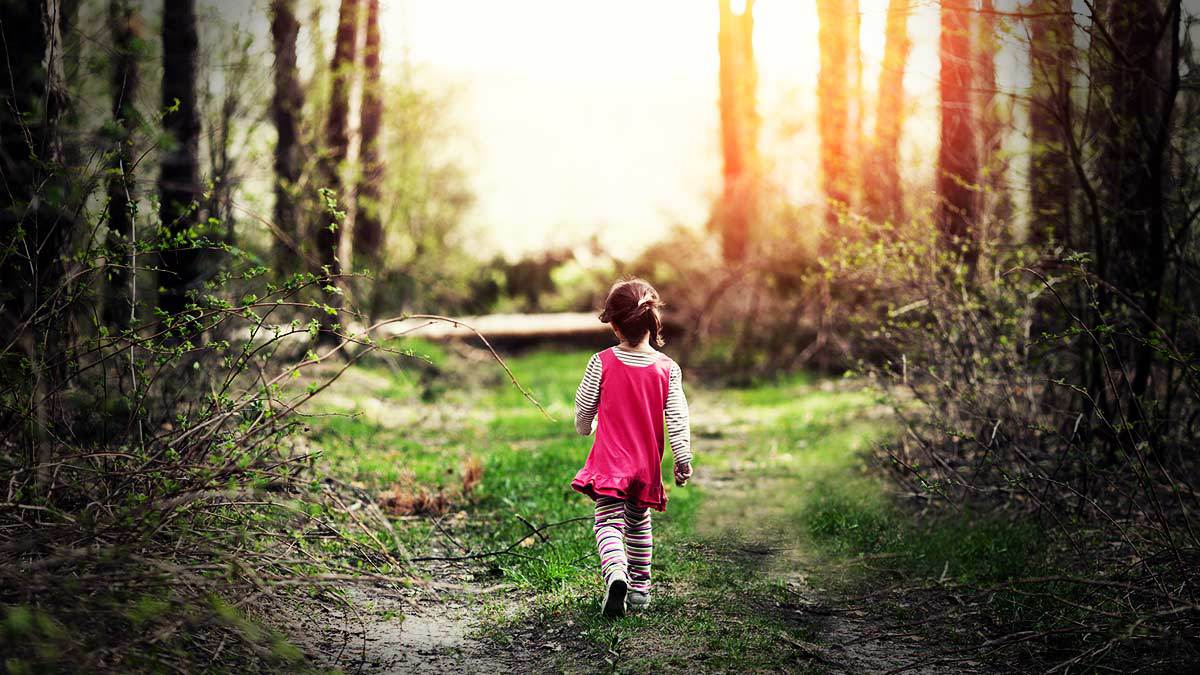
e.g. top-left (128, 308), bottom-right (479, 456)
top-left (674, 462), bottom-right (692, 487)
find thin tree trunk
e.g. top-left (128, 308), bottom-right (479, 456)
top-left (1026, 0), bottom-right (1074, 247)
top-left (202, 50), bottom-right (240, 249)
top-left (60, 0), bottom-right (82, 172)
top-left (40, 0), bottom-right (72, 481)
top-left (41, 0), bottom-right (69, 168)
top-left (157, 0), bottom-right (202, 321)
top-left (0, 0), bottom-right (74, 479)
top-left (314, 0), bottom-right (361, 341)
top-left (270, 0), bottom-right (305, 272)
top-left (976, 0), bottom-right (1000, 169)
top-left (975, 0), bottom-right (1009, 246)
top-left (1077, 0), bottom-right (1111, 449)
top-left (864, 0), bottom-right (910, 224)
top-left (355, 0), bottom-right (384, 267)
top-left (717, 0), bottom-right (758, 263)
top-left (848, 0), bottom-right (863, 212)
top-left (104, 0), bottom-right (140, 329)
top-left (937, 0), bottom-right (979, 266)
top-left (316, 0), bottom-right (360, 272)
top-left (817, 0), bottom-right (857, 232)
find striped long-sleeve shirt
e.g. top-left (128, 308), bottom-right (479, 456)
top-left (574, 347), bottom-right (692, 466)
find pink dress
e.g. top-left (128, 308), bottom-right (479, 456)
top-left (571, 347), bottom-right (673, 512)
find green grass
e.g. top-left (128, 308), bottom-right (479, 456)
top-left (306, 344), bottom-right (1051, 670)
top-left (309, 414), bottom-right (455, 486)
top-left (802, 482), bottom-right (1048, 582)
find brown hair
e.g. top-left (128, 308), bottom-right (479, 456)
top-left (598, 278), bottom-right (664, 347)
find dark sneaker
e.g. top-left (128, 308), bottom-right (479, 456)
top-left (602, 575), bottom-right (628, 618)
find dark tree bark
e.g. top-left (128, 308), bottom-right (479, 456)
top-left (1096, 0), bottom-right (1179, 397)
top-left (0, 0), bottom-right (72, 321)
top-left (41, 0), bottom-right (70, 169)
top-left (355, 0), bottom-right (384, 265)
top-left (936, 0), bottom-right (979, 265)
top-left (1098, 0), bottom-right (1168, 290)
top-left (0, 0), bottom-right (73, 474)
top-left (104, 0), bottom-right (141, 329)
top-left (864, 0), bottom-right (910, 224)
top-left (157, 0), bottom-right (203, 320)
top-left (270, 0), bottom-right (305, 271)
top-left (1082, 0), bottom-right (1111, 272)
top-left (717, 0), bottom-right (758, 263)
top-left (316, 0), bottom-right (360, 276)
top-left (1026, 0), bottom-right (1074, 247)
top-left (817, 0), bottom-right (859, 231)
top-left (313, 0), bottom-right (361, 341)
top-left (59, 0), bottom-right (82, 173)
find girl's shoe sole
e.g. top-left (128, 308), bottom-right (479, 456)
top-left (602, 578), bottom-right (627, 618)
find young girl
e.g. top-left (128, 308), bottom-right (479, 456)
top-left (571, 278), bottom-right (692, 618)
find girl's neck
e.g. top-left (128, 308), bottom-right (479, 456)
top-left (616, 339), bottom-right (654, 353)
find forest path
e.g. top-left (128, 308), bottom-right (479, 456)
top-left (286, 569), bottom-right (535, 673)
top-left (287, 350), bottom-right (981, 673)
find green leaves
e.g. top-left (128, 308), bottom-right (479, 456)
top-left (317, 187), bottom-right (346, 230)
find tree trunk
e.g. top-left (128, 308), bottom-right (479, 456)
top-left (202, 46), bottom-right (243, 249)
top-left (1098, 0), bottom-right (1167, 290)
top-left (0, 0), bottom-right (73, 477)
top-left (976, 0), bottom-right (1000, 168)
top-left (717, 0), bottom-right (758, 263)
top-left (864, 0), bottom-right (910, 224)
top-left (936, 0), bottom-right (979, 265)
top-left (355, 0), bottom-right (384, 267)
top-left (848, 0), bottom-right (863, 213)
top-left (816, 0), bottom-right (864, 230)
top-left (975, 0), bottom-right (1009, 245)
top-left (1097, 0), bottom-right (1178, 398)
top-left (314, 0), bottom-right (361, 341)
top-left (37, 0), bottom-right (72, 377)
top-left (1026, 0), bottom-right (1074, 247)
top-left (316, 0), bottom-right (360, 273)
top-left (270, 0), bottom-right (305, 272)
top-left (40, 0), bottom-right (69, 169)
top-left (0, 1), bottom-right (67, 305)
top-left (104, 0), bottom-right (140, 329)
top-left (157, 0), bottom-right (202, 321)
top-left (60, 0), bottom-right (82, 172)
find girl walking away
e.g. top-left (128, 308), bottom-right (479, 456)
top-left (571, 278), bottom-right (693, 618)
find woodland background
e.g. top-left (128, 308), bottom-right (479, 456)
top-left (2, 0), bottom-right (1199, 671)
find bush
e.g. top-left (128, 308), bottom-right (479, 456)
top-left (0, 238), bottom-right (407, 670)
top-left (828, 224), bottom-right (1200, 668)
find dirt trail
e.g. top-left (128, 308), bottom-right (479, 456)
top-left (692, 471), bottom-right (963, 674)
top-left (288, 386), bottom-right (981, 673)
top-left (287, 564), bottom-right (551, 673)
top-left (685, 394), bottom-right (975, 674)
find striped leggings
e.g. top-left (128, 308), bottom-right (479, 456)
top-left (593, 497), bottom-right (652, 594)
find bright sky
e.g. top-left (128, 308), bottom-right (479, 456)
top-left (380, 0), bottom-right (942, 259)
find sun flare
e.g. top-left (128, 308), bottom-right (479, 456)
top-left (378, 0), bottom-right (935, 259)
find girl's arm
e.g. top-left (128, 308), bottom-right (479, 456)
top-left (666, 362), bottom-right (692, 470)
top-left (574, 353), bottom-right (603, 435)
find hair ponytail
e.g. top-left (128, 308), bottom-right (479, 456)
top-left (599, 278), bottom-right (665, 347)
